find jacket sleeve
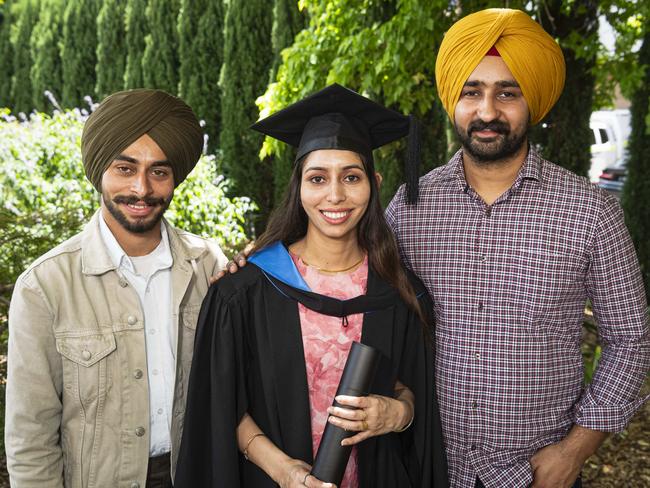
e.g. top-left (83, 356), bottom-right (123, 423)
top-left (575, 195), bottom-right (650, 432)
top-left (5, 272), bottom-right (64, 488)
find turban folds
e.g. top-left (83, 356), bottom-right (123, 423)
top-left (435, 8), bottom-right (566, 125)
top-left (81, 89), bottom-right (203, 191)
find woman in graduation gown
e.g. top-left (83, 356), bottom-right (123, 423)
top-left (175, 84), bottom-right (447, 488)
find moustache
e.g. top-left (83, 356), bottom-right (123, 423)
top-left (112, 195), bottom-right (167, 207)
top-left (468, 120), bottom-right (510, 135)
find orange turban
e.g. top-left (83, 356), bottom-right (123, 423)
top-left (435, 8), bottom-right (565, 125)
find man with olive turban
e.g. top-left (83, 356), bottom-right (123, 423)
top-left (386, 8), bottom-right (650, 488)
top-left (6, 89), bottom-right (228, 488)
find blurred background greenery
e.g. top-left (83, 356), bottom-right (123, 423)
top-left (0, 0), bottom-right (649, 483)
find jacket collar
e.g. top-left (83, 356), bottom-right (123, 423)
top-left (81, 209), bottom-right (206, 275)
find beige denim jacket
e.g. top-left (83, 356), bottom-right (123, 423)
top-left (5, 212), bottom-right (228, 488)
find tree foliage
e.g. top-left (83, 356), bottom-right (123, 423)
top-left (61, 0), bottom-right (98, 107)
top-left (178, 0), bottom-right (224, 150)
top-left (622, 29), bottom-right (650, 302)
top-left (593, 0), bottom-right (647, 107)
top-left (0, 0), bottom-right (14, 108)
top-left (30, 0), bottom-right (63, 112)
top-left (123, 0), bottom-right (147, 90)
top-left (529, 1), bottom-right (600, 177)
top-left (266, 0), bottom-right (306, 205)
top-left (269, 0), bottom-right (306, 81)
top-left (220, 0), bottom-right (274, 232)
top-left (258, 0), bottom-right (452, 205)
top-left (142, 0), bottom-right (180, 93)
top-left (96, 0), bottom-right (126, 100)
top-left (10, 0), bottom-right (38, 114)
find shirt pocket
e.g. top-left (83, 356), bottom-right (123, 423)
top-left (56, 330), bottom-right (117, 406)
top-left (179, 305), bottom-right (201, 379)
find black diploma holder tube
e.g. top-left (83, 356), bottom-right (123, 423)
top-left (310, 341), bottom-right (381, 486)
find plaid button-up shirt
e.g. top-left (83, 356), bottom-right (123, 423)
top-left (386, 148), bottom-right (650, 488)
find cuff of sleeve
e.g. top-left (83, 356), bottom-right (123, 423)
top-left (573, 391), bottom-right (650, 433)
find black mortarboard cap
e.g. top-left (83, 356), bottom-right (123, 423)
top-left (251, 84), bottom-right (421, 204)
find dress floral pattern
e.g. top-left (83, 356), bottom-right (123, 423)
top-left (292, 254), bottom-right (368, 488)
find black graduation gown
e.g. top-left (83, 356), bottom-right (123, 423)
top-left (175, 243), bottom-right (447, 487)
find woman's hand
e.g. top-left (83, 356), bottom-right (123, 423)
top-left (277, 458), bottom-right (336, 488)
top-left (326, 394), bottom-right (413, 446)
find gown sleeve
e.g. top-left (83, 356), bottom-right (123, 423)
top-left (174, 282), bottom-right (250, 487)
top-left (405, 287), bottom-right (448, 488)
top-left (357, 274), bottom-right (448, 488)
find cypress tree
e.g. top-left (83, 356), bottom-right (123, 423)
top-left (268, 0), bottom-right (306, 204)
top-left (142, 0), bottom-right (180, 93)
top-left (532, 1), bottom-right (599, 176)
top-left (269, 0), bottom-right (305, 80)
top-left (178, 0), bottom-right (223, 149)
top-left (0, 0), bottom-right (14, 109)
top-left (123, 0), bottom-right (147, 89)
top-left (30, 0), bottom-right (64, 112)
top-left (220, 0), bottom-right (274, 232)
top-left (96, 0), bottom-right (126, 99)
top-left (61, 0), bottom-right (99, 108)
top-left (10, 0), bottom-right (38, 114)
top-left (622, 31), bottom-right (650, 302)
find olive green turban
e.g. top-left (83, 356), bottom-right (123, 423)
top-left (435, 8), bottom-right (566, 125)
top-left (81, 89), bottom-right (203, 191)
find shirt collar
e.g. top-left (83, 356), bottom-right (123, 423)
top-left (98, 213), bottom-right (173, 275)
top-left (445, 145), bottom-right (543, 193)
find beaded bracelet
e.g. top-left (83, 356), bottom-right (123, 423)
top-left (243, 432), bottom-right (265, 460)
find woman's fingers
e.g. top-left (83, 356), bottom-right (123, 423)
top-left (326, 405), bottom-right (365, 421)
top-left (340, 430), bottom-right (372, 446)
top-left (334, 395), bottom-right (369, 408)
top-left (284, 460), bottom-right (335, 488)
top-left (304, 473), bottom-right (336, 487)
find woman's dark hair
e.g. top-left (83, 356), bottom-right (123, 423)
top-left (253, 151), bottom-right (427, 328)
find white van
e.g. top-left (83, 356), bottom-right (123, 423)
top-left (589, 109), bottom-right (631, 182)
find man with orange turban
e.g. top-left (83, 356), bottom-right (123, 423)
top-left (387, 8), bottom-right (649, 488)
top-left (5, 89), bottom-right (228, 488)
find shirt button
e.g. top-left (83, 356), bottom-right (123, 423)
top-left (135, 426), bottom-right (146, 437)
top-left (478, 301), bottom-right (484, 311)
top-left (81, 350), bottom-right (92, 361)
top-left (157, 408), bottom-right (163, 415)
top-left (479, 254), bottom-right (486, 263)
top-left (130, 483), bottom-right (140, 488)
top-left (153, 369), bottom-right (159, 375)
top-left (148, 329), bottom-right (156, 335)
top-left (470, 444), bottom-right (477, 451)
top-left (472, 401), bottom-right (478, 409)
top-left (119, 279), bottom-right (129, 288)
top-left (475, 352), bottom-right (481, 360)
top-left (127, 315), bottom-right (137, 325)
top-left (485, 207), bottom-right (492, 217)
top-left (133, 369), bottom-right (143, 379)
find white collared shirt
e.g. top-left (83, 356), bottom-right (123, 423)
top-left (99, 215), bottom-right (175, 456)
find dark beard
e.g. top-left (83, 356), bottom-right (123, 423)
top-left (103, 194), bottom-right (171, 234)
top-left (456, 119), bottom-right (528, 164)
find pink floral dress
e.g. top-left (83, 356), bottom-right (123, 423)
top-left (291, 254), bottom-right (368, 488)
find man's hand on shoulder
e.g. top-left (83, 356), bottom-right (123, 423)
top-left (209, 242), bottom-right (254, 284)
top-left (530, 425), bottom-right (607, 488)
